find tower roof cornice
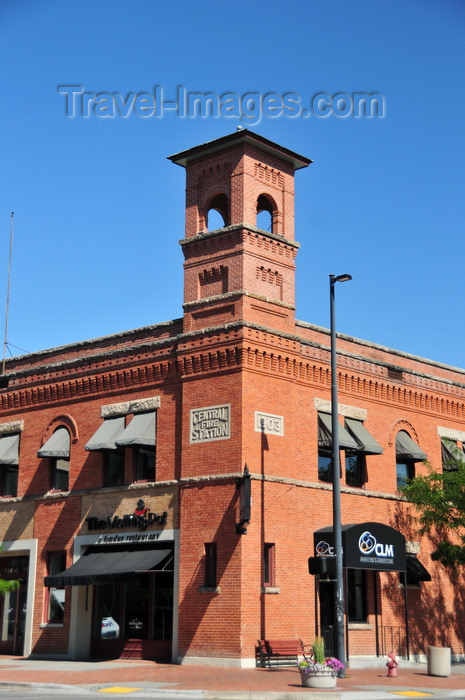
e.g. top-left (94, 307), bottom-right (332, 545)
top-left (168, 129), bottom-right (312, 171)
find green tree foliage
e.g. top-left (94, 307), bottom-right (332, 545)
top-left (0, 546), bottom-right (20, 595)
top-left (0, 578), bottom-right (20, 596)
top-left (401, 439), bottom-right (465, 567)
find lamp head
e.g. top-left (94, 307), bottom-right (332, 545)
top-left (334, 273), bottom-right (352, 283)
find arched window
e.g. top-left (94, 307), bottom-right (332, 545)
top-left (38, 427), bottom-right (70, 491)
top-left (395, 430), bottom-right (426, 489)
top-left (206, 193), bottom-right (229, 231)
top-left (256, 194), bottom-right (274, 232)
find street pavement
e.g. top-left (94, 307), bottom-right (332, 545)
top-left (0, 655), bottom-right (464, 698)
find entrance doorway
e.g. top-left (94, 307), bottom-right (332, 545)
top-left (91, 568), bottom-right (174, 661)
top-left (318, 579), bottom-right (335, 657)
top-left (0, 556), bottom-right (29, 656)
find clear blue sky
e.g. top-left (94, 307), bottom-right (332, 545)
top-left (1, 0), bottom-right (464, 369)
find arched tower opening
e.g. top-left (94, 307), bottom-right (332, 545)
top-left (206, 193), bottom-right (229, 230)
top-left (256, 194), bottom-right (277, 233)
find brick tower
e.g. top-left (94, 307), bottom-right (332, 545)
top-left (169, 130), bottom-right (311, 334)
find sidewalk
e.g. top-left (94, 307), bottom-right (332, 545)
top-left (0, 655), bottom-right (464, 698)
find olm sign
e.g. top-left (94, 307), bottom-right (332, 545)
top-left (313, 522), bottom-right (406, 572)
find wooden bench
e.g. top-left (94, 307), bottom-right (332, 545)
top-left (256, 639), bottom-right (313, 667)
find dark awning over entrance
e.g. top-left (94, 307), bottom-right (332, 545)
top-left (406, 553), bottom-right (431, 583)
top-left (44, 548), bottom-right (172, 587)
top-left (313, 522), bottom-right (406, 572)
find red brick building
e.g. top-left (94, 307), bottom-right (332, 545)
top-left (0, 129), bottom-right (464, 666)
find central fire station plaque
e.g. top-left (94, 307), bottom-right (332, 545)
top-left (190, 404), bottom-right (231, 443)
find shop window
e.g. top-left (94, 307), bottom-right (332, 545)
top-left (263, 543), bottom-right (275, 587)
top-left (94, 581), bottom-right (121, 639)
top-left (125, 575), bottom-right (150, 639)
top-left (347, 569), bottom-right (367, 622)
top-left (92, 568), bottom-right (173, 644)
top-left (136, 447), bottom-right (156, 482)
top-left (204, 542), bottom-right (217, 588)
top-left (318, 449), bottom-right (333, 482)
top-left (152, 571), bottom-right (174, 640)
top-left (46, 552), bottom-right (66, 624)
top-left (104, 450), bottom-right (125, 485)
top-left (345, 453), bottom-right (365, 488)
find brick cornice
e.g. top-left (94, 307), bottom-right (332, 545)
top-left (1, 319), bottom-right (464, 420)
top-left (180, 222), bottom-right (300, 252)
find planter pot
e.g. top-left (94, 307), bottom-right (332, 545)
top-left (299, 667), bottom-right (337, 689)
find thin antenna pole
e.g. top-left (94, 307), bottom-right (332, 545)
top-left (2, 212), bottom-right (14, 375)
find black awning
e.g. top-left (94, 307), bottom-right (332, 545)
top-left (44, 548), bottom-right (172, 587)
top-left (85, 416), bottom-right (125, 452)
top-left (38, 428), bottom-right (70, 458)
top-left (406, 554), bottom-right (432, 583)
top-left (396, 431), bottom-right (426, 462)
top-left (116, 411), bottom-right (156, 448)
top-left (345, 418), bottom-right (383, 455)
top-left (441, 438), bottom-right (465, 471)
top-left (318, 412), bottom-right (359, 451)
top-left (0, 433), bottom-right (20, 465)
top-left (314, 522), bottom-right (406, 572)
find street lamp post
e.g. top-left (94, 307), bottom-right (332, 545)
top-left (329, 273), bottom-right (352, 675)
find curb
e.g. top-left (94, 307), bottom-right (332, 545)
top-left (0, 681), bottom-right (89, 694)
top-left (0, 681), bottom-right (464, 699)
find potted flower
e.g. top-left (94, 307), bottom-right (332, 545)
top-left (298, 636), bottom-right (344, 689)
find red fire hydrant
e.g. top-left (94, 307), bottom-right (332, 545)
top-left (386, 652), bottom-right (399, 678)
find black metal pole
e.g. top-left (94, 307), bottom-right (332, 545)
top-left (403, 570), bottom-right (410, 660)
top-left (330, 273), bottom-right (351, 675)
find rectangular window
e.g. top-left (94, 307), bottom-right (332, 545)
top-left (136, 447), bottom-right (156, 482)
top-left (52, 458), bottom-right (69, 491)
top-left (263, 543), bottom-right (275, 587)
top-left (347, 569), bottom-right (367, 622)
top-left (318, 449), bottom-right (332, 482)
top-left (0, 432), bottom-right (20, 497)
top-left (46, 552), bottom-right (66, 624)
top-left (1, 465), bottom-right (18, 497)
top-left (396, 461), bottom-right (414, 489)
top-left (204, 543), bottom-right (217, 588)
top-left (441, 438), bottom-right (465, 473)
top-left (93, 570), bottom-right (174, 643)
top-left (345, 453), bottom-right (365, 488)
top-left (105, 450), bottom-right (125, 485)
